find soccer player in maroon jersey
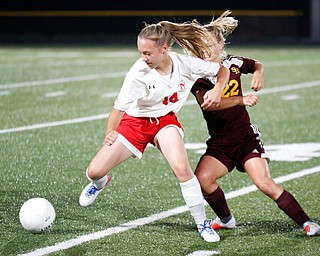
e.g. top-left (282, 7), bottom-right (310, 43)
top-left (191, 11), bottom-right (320, 236)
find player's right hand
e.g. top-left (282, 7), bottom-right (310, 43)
top-left (242, 94), bottom-right (258, 107)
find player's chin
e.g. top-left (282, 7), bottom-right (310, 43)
top-left (146, 63), bottom-right (155, 68)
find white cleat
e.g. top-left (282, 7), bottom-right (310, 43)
top-left (303, 221), bottom-right (320, 236)
top-left (210, 215), bottom-right (236, 230)
top-left (198, 220), bottom-right (220, 242)
top-left (79, 175), bottom-right (111, 207)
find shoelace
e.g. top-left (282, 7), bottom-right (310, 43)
top-left (198, 220), bottom-right (215, 235)
top-left (85, 183), bottom-right (99, 197)
top-left (207, 219), bottom-right (214, 226)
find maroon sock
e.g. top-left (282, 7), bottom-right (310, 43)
top-left (204, 186), bottom-right (231, 218)
top-left (275, 190), bottom-right (310, 226)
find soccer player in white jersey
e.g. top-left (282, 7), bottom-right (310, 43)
top-left (79, 20), bottom-right (230, 242)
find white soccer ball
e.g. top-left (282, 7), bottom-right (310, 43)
top-left (19, 197), bottom-right (56, 233)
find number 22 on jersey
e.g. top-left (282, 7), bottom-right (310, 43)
top-left (222, 79), bottom-right (239, 98)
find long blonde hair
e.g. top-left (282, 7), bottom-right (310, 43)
top-left (138, 20), bottom-right (219, 60)
top-left (204, 10), bottom-right (238, 55)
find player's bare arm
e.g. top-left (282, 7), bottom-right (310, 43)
top-left (196, 89), bottom-right (258, 111)
top-left (251, 60), bottom-right (264, 92)
top-left (105, 108), bottom-right (124, 146)
top-left (201, 66), bottom-right (230, 110)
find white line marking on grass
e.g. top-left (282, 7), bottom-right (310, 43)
top-left (0, 72), bottom-right (127, 90)
top-left (2, 80), bottom-right (320, 135)
top-left (281, 94), bottom-right (300, 101)
top-left (100, 92), bottom-right (119, 98)
top-left (18, 166), bottom-right (320, 256)
top-left (0, 114), bottom-right (109, 134)
top-left (186, 250), bottom-right (220, 256)
top-left (44, 91), bottom-right (68, 98)
top-left (252, 80), bottom-right (320, 95)
top-left (0, 90), bottom-right (10, 95)
top-left (264, 59), bottom-right (320, 67)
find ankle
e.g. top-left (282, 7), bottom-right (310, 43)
top-left (220, 214), bottom-right (232, 224)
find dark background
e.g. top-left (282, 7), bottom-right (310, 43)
top-left (0, 0), bottom-right (317, 45)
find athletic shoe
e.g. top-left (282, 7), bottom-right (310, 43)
top-left (197, 220), bottom-right (220, 242)
top-left (79, 175), bottom-right (111, 207)
top-left (209, 215), bottom-right (236, 230)
top-left (303, 221), bottom-right (320, 236)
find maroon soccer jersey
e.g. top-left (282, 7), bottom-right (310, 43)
top-left (191, 55), bottom-right (256, 140)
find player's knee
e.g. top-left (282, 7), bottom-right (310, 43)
top-left (170, 158), bottom-right (188, 172)
top-left (172, 164), bottom-right (193, 181)
top-left (255, 179), bottom-right (278, 197)
top-left (195, 169), bottom-right (214, 186)
top-left (86, 166), bottom-right (103, 181)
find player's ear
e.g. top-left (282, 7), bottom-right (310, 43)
top-left (162, 43), bottom-right (169, 54)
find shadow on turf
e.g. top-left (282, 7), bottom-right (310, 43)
top-left (147, 219), bottom-right (320, 238)
top-left (149, 221), bottom-right (196, 232)
top-left (225, 219), bottom-right (320, 238)
top-left (49, 216), bottom-right (320, 239)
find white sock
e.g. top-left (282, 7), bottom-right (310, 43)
top-left (180, 176), bottom-right (206, 225)
top-left (86, 168), bottom-right (108, 189)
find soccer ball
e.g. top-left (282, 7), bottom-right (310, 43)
top-left (19, 197), bottom-right (56, 233)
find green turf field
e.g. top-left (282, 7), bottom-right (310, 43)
top-left (0, 45), bottom-right (319, 256)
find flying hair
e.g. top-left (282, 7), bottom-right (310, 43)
top-left (138, 20), bottom-right (219, 60)
top-left (204, 10), bottom-right (238, 44)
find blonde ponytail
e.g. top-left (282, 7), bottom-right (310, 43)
top-left (204, 10), bottom-right (238, 44)
top-left (159, 20), bottom-right (219, 60)
top-left (138, 20), bottom-right (219, 60)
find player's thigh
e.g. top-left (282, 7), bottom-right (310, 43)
top-left (156, 126), bottom-right (193, 180)
top-left (245, 157), bottom-right (283, 198)
top-left (89, 140), bottom-right (133, 176)
top-left (244, 157), bottom-right (271, 182)
top-left (156, 126), bottom-right (188, 164)
top-left (195, 155), bottom-right (228, 181)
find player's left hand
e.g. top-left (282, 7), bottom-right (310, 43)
top-left (251, 73), bottom-right (264, 92)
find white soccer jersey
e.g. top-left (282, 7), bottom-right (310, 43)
top-left (114, 52), bottom-right (220, 117)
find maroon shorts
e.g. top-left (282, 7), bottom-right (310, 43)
top-left (116, 112), bottom-right (183, 158)
top-left (203, 124), bottom-right (269, 172)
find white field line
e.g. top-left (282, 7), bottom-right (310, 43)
top-left (186, 251), bottom-right (220, 256)
top-left (0, 72), bottom-right (127, 90)
top-left (252, 80), bottom-right (320, 95)
top-left (0, 114), bottom-right (109, 134)
top-left (263, 59), bottom-right (320, 67)
top-left (1, 80), bottom-right (320, 135)
top-left (1, 58), bottom-right (319, 90)
top-left (18, 165), bottom-right (320, 256)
